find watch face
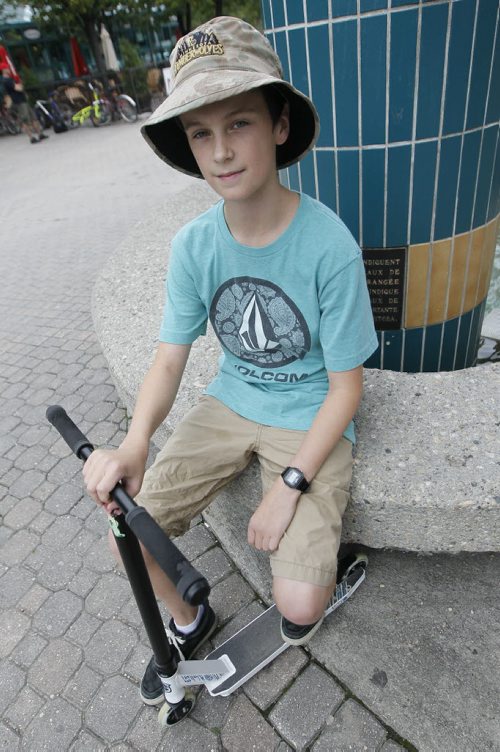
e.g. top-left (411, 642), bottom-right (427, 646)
top-left (286, 469), bottom-right (301, 484)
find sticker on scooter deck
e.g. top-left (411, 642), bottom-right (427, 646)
top-left (205, 560), bottom-right (366, 697)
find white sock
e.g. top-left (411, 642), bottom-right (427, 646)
top-left (174, 604), bottom-right (204, 635)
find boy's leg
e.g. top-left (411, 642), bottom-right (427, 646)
top-left (257, 426), bottom-right (353, 639)
top-left (16, 103), bottom-right (36, 141)
top-left (272, 577), bottom-right (335, 625)
top-left (108, 529), bottom-right (198, 624)
top-left (18, 106), bottom-right (32, 140)
top-left (31, 110), bottom-right (47, 139)
top-left (116, 397), bottom-right (256, 616)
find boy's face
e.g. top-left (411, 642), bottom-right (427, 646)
top-left (180, 90), bottom-right (289, 203)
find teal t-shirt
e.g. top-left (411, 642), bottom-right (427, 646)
top-left (160, 193), bottom-right (378, 442)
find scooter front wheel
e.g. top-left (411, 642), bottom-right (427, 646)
top-left (157, 691), bottom-right (196, 727)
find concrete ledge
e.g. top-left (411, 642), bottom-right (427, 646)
top-left (93, 181), bottom-right (500, 574)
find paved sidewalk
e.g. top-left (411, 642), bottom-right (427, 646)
top-left (0, 122), bottom-right (496, 751)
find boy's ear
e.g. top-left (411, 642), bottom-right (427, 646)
top-left (274, 102), bottom-right (290, 146)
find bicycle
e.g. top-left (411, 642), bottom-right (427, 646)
top-left (0, 101), bottom-right (21, 135)
top-left (106, 84), bottom-right (138, 123)
top-left (34, 92), bottom-right (73, 133)
top-left (70, 81), bottom-right (112, 127)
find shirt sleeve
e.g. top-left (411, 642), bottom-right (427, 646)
top-left (319, 252), bottom-right (378, 371)
top-left (159, 238), bottom-right (208, 344)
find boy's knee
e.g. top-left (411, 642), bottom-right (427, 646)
top-left (273, 578), bottom-right (330, 625)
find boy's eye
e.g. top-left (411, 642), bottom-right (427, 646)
top-left (232, 120), bottom-right (249, 130)
top-left (191, 129), bottom-right (209, 140)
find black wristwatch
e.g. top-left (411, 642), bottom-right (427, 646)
top-left (281, 466), bottom-right (310, 493)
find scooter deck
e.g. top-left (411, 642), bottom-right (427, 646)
top-left (206, 563), bottom-right (366, 697)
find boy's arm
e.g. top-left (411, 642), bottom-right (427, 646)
top-left (247, 366), bottom-right (363, 552)
top-left (83, 342), bottom-right (191, 508)
top-left (121, 342), bottom-right (191, 455)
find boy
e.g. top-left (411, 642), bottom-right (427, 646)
top-left (83, 16), bottom-right (378, 706)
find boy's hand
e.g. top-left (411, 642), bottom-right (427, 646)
top-left (247, 477), bottom-right (301, 552)
top-left (82, 445), bottom-right (147, 515)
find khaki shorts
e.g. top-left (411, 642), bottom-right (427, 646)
top-left (137, 396), bottom-right (353, 587)
top-left (14, 101), bottom-right (33, 125)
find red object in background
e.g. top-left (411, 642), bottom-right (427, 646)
top-left (0, 45), bottom-right (21, 82)
top-left (70, 37), bottom-right (90, 77)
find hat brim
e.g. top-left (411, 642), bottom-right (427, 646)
top-left (141, 71), bottom-right (319, 177)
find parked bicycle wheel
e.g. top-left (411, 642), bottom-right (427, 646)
top-left (58, 102), bottom-right (77, 129)
top-left (90, 100), bottom-right (112, 127)
top-left (34, 103), bottom-right (51, 130)
top-left (3, 110), bottom-right (21, 135)
top-left (116, 94), bottom-right (138, 123)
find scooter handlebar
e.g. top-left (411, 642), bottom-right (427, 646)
top-left (45, 405), bottom-right (210, 605)
top-left (46, 404), bottom-right (94, 459)
top-left (125, 507), bottom-right (209, 605)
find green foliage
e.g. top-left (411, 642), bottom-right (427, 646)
top-left (20, 64), bottom-right (41, 89)
top-left (119, 37), bottom-right (149, 101)
top-left (23, 0), bottom-right (120, 77)
top-left (213, 0), bottom-right (262, 28)
top-left (114, 1), bottom-right (172, 32)
top-left (14, 0), bottom-right (167, 77)
top-left (0, 28), bottom-right (24, 44)
top-left (182, 0), bottom-right (262, 29)
top-left (26, 0), bottom-right (115, 34)
top-left (119, 37), bottom-right (142, 69)
top-left (19, 64), bottom-right (44, 102)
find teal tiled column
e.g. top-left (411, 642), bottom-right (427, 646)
top-left (263, 0), bottom-right (500, 372)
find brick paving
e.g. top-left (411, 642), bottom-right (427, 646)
top-left (0, 123), bottom-right (411, 750)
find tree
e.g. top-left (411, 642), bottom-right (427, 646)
top-left (24, 0), bottom-right (114, 78)
top-left (173, 0), bottom-right (262, 33)
top-left (0, 0), bottom-right (262, 78)
top-left (0, 0), bottom-right (170, 78)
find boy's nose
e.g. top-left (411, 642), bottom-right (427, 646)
top-left (213, 134), bottom-right (233, 162)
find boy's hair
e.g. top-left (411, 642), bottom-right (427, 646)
top-left (174, 84), bottom-right (286, 135)
top-left (142, 16), bottom-right (319, 178)
top-left (261, 84), bottom-right (288, 126)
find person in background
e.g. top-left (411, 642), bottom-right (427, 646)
top-left (1, 66), bottom-right (48, 144)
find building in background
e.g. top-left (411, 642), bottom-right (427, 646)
top-left (0, 2), bottom-right (178, 86)
top-left (0, 4), bottom-right (71, 82)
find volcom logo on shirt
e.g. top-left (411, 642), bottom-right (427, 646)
top-left (209, 277), bottom-right (310, 367)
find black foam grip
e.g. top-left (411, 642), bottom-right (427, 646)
top-left (46, 405), bottom-right (94, 458)
top-left (125, 507), bottom-right (210, 605)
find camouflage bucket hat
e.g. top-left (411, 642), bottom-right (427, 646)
top-left (141, 16), bottom-right (319, 177)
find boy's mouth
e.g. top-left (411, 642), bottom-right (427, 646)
top-left (218, 170), bottom-right (244, 181)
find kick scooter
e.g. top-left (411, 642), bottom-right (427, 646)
top-left (46, 405), bottom-right (368, 725)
